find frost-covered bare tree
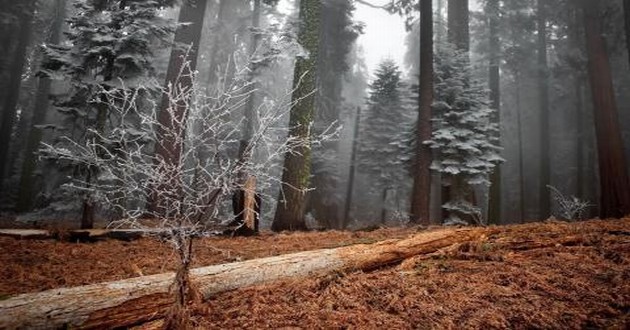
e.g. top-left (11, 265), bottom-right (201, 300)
top-left (40, 57), bottom-right (332, 325)
top-left (547, 185), bottom-right (591, 221)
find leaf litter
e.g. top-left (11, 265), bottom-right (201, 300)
top-left (1, 219), bottom-right (629, 329)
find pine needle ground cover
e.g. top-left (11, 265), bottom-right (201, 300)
top-left (1, 219), bottom-right (629, 329)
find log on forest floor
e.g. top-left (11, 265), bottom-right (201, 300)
top-left (0, 228), bottom-right (168, 241)
top-left (0, 227), bottom-right (484, 329)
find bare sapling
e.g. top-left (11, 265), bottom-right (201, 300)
top-left (41, 55), bottom-right (336, 326)
top-left (547, 185), bottom-right (592, 221)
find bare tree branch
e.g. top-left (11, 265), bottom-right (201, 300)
top-left (354, 0), bottom-right (389, 10)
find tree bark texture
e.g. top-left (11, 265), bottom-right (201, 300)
top-left (410, 0), bottom-right (433, 225)
top-left (0, 228), bottom-right (483, 329)
top-left (272, 0), bottom-right (322, 231)
top-left (582, 0), bottom-right (630, 219)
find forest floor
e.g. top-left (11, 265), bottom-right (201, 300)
top-left (1, 219), bottom-right (629, 329)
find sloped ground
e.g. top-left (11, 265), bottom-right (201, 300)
top-left (194, 219), bottom-right (630, 329)
top-left (1, 219), bottom-right (629, 329)
top-left (0, 226), bottom-right (415, 296)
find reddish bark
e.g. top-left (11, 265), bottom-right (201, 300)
top-left (582, 1), bottom-right (630, 218)
top-left (410, 0), bottom-right (433, 225)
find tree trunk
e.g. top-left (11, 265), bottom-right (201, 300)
top-left (0, 0), bottom-right (35, 189)
top-left (232, 0), bottom-right (262, 234)
top-left (582, 0), bottom-right (630, 219)
top-left (435, 0), bottom-right (445, 44)
top-left (380, 187), bottom-right (388, 224)
top-left (16, 0), bottom-right (67, 212)
top-left (447, 0), bottom-right (469, 53)
top-left (624, 0), bottom-right (630, 68)
top-left (515, 70), bottom-right (526, 223)
top-left (343, 106), bottom-right (361, 228)
top-left (205, 0), bottom-right (246, 90)
top-left (0, 228), bottom-right (483, 329)
top-left (537, 0), bottom-right (551, 220)
top-left (487, 0), bottom-right (501, 225)
top-left (151, 0), bottom-right (208, 212)
top-left (307, 0), bottom-right (355, 229)
top-left (272, 0), bottom-right (322, 231)
top-left (409, 0), bottom-right (433, 225)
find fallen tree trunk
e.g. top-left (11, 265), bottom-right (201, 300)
top-left (0, 228), bottom-right (484, 329)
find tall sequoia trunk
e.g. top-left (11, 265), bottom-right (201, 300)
top-left (272, 0), bottom-right (322, 231)
top-left (487, 0), bottom-right (501, 224)
top-left (16, 0), bottom-right (67, 212)
top-left (582, 0), bottom-right (630, 219)
top-left (0, 0), bottom-right (35, 190)
top-left (537, 0), bottom-right (551, 219)
top-left (151, 0), bottom-right (208, 212)
top-left (409, 0), bottom-right (433, 225)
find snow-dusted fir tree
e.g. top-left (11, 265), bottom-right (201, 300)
top-left (358, 60), bottom-right (414, 221)
top-left (426, 43), bottom-right (503, 225)
top-left (38, 0), bottom-right (176, 228)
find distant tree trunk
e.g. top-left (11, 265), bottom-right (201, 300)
top-left (582, 0), bottom-right (630, 219)
top-left (307, 0), bottom-right (354, 229)
top-left (624, 0), bottom-right (630, 68)
top-left (205, 0), bottom-right (246, 90)
top-left (409, 0), bottom-right (433, 225)
top-left (151, 0), bottom-right (208, 212)
top-left (515, 70), bottom-right (526, 223)
top-left (272, 0), bottom-right (322, 231)
top-left (380, 187), bottom-right (388, 224)
top-left (16, 0), bottom-right (67, 213)
top-left (343, 106), bottom-right (361, 228)
top-left (487, 0), bottom-right (501, 225)
top-left (0, 0), bottom-right (36, 190)
top-left (232, 0), bottom-right (262, 234)
top-left (206, 0), bottom-right (229, 89)
top-left (537, 0), bottom-right (550, 220)
top-left (568, 6), bottom-right (587, 202)
top-left (435, 0), bottom-right (445, 44)
top-left (447, 0), bottom-right (469, 53)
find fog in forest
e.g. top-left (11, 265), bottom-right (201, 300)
top-left (1, 0), bottom-right (629, 232)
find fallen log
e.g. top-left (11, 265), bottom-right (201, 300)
top-left (0, 227), bottom-right (484, 329)
top-left (0, 228), bottom-right (167, 241)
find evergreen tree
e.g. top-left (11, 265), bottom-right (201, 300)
top-left (39, 0), bottom-right (177, 227)
top-left (427, 43), bottom-right (503, 225)
top-left (358, 60), bottom-right (412, 222)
